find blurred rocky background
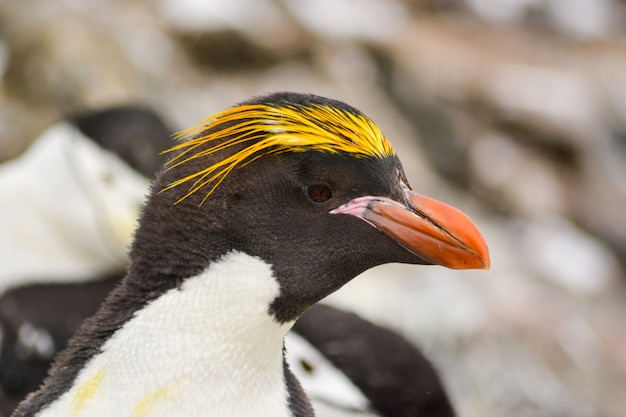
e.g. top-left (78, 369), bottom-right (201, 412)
top-left (1, 0), bottom-right (625, 416)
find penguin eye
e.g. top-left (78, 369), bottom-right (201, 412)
top-left (306, 184), bottom-right (332, 204)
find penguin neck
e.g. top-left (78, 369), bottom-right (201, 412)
top-left (39, 251), bottom-right (295, 417)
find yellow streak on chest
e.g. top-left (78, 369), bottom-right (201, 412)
top-left (72, 369), bottom-right (105, 415)
top-left (133, 385), bottom-right (171, 417)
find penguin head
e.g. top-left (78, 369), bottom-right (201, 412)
top-left (130, 92), bottom-right (489, 322)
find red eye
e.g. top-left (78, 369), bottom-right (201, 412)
top-left (306, 184), bottom-right (332, 204)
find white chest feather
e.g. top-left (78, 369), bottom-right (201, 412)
top-left (39, 252), bottom-right (294, 417)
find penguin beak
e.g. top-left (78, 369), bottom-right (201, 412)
top-left (330, 189), bottom-right (490, 270)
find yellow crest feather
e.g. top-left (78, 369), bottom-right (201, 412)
top-left (162, 102), bottom-right (395, 204)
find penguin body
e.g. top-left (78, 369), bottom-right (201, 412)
top-left (11, 93), bottom-right (488, 417)
top-left (0, 123), bottom-right (147, 286)
top-left (0, 106), bottom-right (171, 289)
top-left (286, 332), bottom-right (373, 415)
top-left (31, 253), bottom-right (297, 417)
top-left (291, 304), bottom-right (456, 417)
top-left (1, 279), bottom-right (456, 417)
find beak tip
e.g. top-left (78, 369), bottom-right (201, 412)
top-left (478, 257), bottom-right (491, 271)
top-left (408, 192), bottom-right (491, 272)
top-left (448, 251), bottom-right (490, 270)
top-left (474, 237), bottom-right (490, 270)
top-left (465, 233), bottom-right (490, 271)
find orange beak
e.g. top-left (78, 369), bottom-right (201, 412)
top-left (331, 189), bottom-right (490, 270)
